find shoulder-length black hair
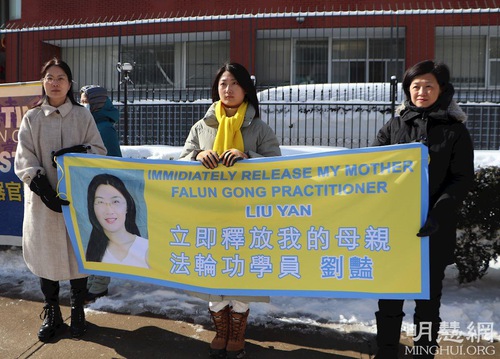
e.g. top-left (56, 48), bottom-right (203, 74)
top-left (210, 62), bottom-right (260, 117)
top-left (85, 173), bottom-right (141, 262)
top-left (402, 60), bottom-right (454, 108)
top-left (34, 57), bottom-right (80, 107)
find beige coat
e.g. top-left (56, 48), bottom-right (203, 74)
top-left (179, 102), bottom-right (281, 160)
top-left (180, 102), bottom-right (280, 303)
top-left (15, 99), bottom-right (107, 281)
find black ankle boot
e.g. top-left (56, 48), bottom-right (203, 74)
top-left (38, 304), bottom-right (64, 342)
top-left (70, 278), bottom-right (88, 338)
top-left (70, 305), bottom-right (86, 338)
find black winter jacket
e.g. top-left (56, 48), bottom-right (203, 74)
top-left (372, 100), bottom-right (474, 264)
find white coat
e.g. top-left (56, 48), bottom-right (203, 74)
top-left (15, 99), bottom-right (107, 281)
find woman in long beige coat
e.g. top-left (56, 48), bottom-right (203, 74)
top-left (14, 58), bottom-right (106, 342)
top-left (179, 62), bottom-right (281, 359)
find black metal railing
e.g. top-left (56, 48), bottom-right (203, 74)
top-left (115, 101), bottom-right (500, 150)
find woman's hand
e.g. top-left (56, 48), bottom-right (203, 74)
top-left (196, 150), bottom-right (220, 169)
top-left (221, 149), bottom-right (248, 167)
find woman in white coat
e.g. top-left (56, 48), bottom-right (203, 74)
top-left (14, 58), bottom-right (106, 342)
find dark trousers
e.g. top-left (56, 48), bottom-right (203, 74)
top-left (376, 258), bottom-right (448, 358)
top-left (40, 277), bottom-right (88, 306)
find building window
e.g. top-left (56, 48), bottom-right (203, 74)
top-left (331, 38), bottom-right (405, 83)
top-left (368, 38), bottom-right (405, 82)
top-left (489, 37), bottom-right (500, 87)
top-left (120, 40), bottom-right (229, 90)
top-left (435, 35), bottom-right (486, 88)
top-left (256, 28), bottom-right (405, 86)
top-left (293, 39), bottom-right (328, 84)
top-left (255, 39), bottom-right (291, 87)
top-left (331, 39), bottom-right (366, 83)
top-left (186, 40), bottom-right (229, 88)
top-left (59, 32), bottom-right (229, 95)
top-left (9, 0), bottom-right (21, 20)
top-left (122, 44), bottom-right (175, 88)
top-left (435, 26), bottom-right (500, 89)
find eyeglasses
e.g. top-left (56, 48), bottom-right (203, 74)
top-left (94, 198), bottom-right (127, 209)
top-left (43, 76), bottom-right (68, 85)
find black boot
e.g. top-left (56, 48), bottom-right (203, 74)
top-left (38, 303), bottom-right (64, 342)
top-left (70, 278), bottom-right (88, 338)
top-left (413, 315), bottom-right (440, 358)
top-left (374, 311), bottom-right (404, 359)
top-left (38, 278), bottom-right (64, 342)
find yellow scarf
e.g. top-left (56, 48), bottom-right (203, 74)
top-left (212, 101), bottom-right (247, 155)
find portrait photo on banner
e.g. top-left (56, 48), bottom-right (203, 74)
top-left (69, 167), bottom-right (149, 269)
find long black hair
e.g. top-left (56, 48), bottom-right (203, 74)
top-left (85, 173), bottom-right (141, 262)
top-left (211, 62), bottom-right (260, 117)
top-left (34, 57), bottom-right (80, 107)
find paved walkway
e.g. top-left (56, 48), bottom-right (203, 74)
top-left (0, 295), bottom-right (498, 358)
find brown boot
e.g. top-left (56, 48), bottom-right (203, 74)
top-left (209, 306), bottom-right (230, 358)
top-left (226, 309), bottom-right (249, 359)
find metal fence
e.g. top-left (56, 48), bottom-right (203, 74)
top-left (114, 101), bottom-right (500, 149)
top-left (1, 5), bottom-right (499, 149)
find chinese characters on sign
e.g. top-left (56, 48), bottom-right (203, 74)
top-left (60, 143), bottom-right (430, 299)
top-left (166, 223), bottom-right (390, 281)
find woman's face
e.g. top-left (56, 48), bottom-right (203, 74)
top-left (93, 184), bottom-right (128, 235)
top-left (42, 65), bottom-right (71, 107)
top-left (409, 73), bottom-right (441, 108)
top-left (218, 71), bottom-right (246, 109)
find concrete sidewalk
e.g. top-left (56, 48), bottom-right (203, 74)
top-left (0, 295), bottom-right (498, 359)
top-left (0, 295), bottom-right (375, 359)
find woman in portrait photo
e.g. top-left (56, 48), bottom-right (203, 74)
top-left (86, 173), bottom-right (149, 269)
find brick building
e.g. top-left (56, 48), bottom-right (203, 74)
top-left (1, 0), bottom-right (499, 148)
top-left (1, 0), bottom-right (499, 90)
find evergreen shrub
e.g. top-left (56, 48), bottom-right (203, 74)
top-left (455, 166), bottom-right (500, 283)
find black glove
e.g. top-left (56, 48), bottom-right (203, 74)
top-left (416, 197), bottom-right (455, 237)
top-left (29, 171), bottom-right (70, 213)
top-left (416, 214), bottom-right (439, 237)
top-left (52, 144), bottom-right (90, 167)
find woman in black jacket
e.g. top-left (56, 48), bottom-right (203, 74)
top-left (372, 60), bottom-right (474, 358)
